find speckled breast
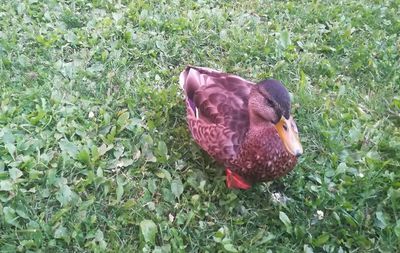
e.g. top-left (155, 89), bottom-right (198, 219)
top-left (231, 127), bottom-right (297, 182)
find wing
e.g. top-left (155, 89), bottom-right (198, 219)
top-left (180, 66), bottom-right (254, 162)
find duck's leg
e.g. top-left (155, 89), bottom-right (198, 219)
top-left (225, 168), bottom-right (251, 190)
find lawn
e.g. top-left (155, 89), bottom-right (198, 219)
top-left (0, 0), bottom-right (399, 252)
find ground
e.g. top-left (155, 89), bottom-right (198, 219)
top-left (0, 0), bottom-right (399, 252)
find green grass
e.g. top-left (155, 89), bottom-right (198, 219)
top-left (0, 0), bottom-right (399, 252)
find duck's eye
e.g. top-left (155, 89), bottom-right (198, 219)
top-left (266, 98), bottom-right (274, 106)
top-left (291, 121), bottom-right (298, 133)
top-left (283, 123), bottom-right (288, 131)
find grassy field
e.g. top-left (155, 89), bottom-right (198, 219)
top-left (0, 0), bottom-right (399, 252)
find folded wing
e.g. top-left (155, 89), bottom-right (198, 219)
top-left (180, 66), bottom-right (253, 163)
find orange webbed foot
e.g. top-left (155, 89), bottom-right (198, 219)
top-left (225, 168), bottom-right (251, 190)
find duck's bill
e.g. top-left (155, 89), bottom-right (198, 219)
top-left (275, 116), bottom-right (303, 157)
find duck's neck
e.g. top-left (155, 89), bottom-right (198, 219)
top-left (248, 87), bottom-right (274, 129)
top-left (249, 110), bottom-right (268, 128)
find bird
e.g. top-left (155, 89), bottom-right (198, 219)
top-left (179, 66), bottom-right (303, 189)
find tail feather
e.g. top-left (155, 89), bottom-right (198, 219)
top-left (180, 66), bottom-right (199, 113)
top-left (179, 66), bottom-right (190, 90)
top-left (180, 66), bottom-right (201, 101)
top-left (180, 66), bottom-right (225, 100)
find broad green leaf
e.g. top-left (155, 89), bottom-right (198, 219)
top-left (95, 229), bottom-right (104, 241)
top-left (155, 169), bottom-right (172, 182)
top-left (65, 30), bottom-right (77, 43)
top-left (223, 243), bottom-right (238, 253)
top-left (59, 139), bottom-right (78, 157)
top-left (279, 211), bottom-right (292, 233)
top-left (156, 141), bottom-right (168, 161)
top-left (303, 244), bottom-right (314, 253)
top-left (395, 220), bottom-right (400, 238)
top-left (3, 207), bottom-right (19, 227)
top-left (146, 201), bottom-right (156, 211)
top-left (5, 143), bottom-right (16, 157)
top-left (98, 143), bottom-right (114, 156)
top-left (117, 111), bottom-right (130, 128)
top-left (77, 148), bottom-right (90, 165)
top-left (54, 225), bottom-right (70, 243)
top-left (392, 96), bottom-right (400, 109)
top-left (153, 245), bottom-right (171, 253)
top-left (95, 229), bottom-right (107, 250)
top-left (0, 180), bottom-right (13, 191)
top-left (28, 108), bottom-right (46, 125)
top-left (162, 188), bottom-right (175, 203)
top-left (9, 168), bottom-right (23, 180)
top-left (279, 30), bottom-right (291, 49)
top-left (313, 233), bottom-right (330, 246)
top-left (46, 169), bottom-right (57, 186)
top-left (213, 227), bottom-right (225, 243)
top-left (336, 162), bottom-right (347, 174)
top-left (140, 219), bottom-right (157, 244)
top-left (116, 183), bottom-right (124, 202)
top-left (348, 127), bottom-right (362, 142)
top-left (116, 175), bottom-right (124, 202)
top-left (117, 158), bottom-right (133, 168)
top-left (113, 145), bottom-right (124, 159)
top-left (144, 150), bottom-right (156, 162)
top-left (141, 134), bottom-right (156, 162)
top-left (56, 182), bottom-right (74, 206)
top-left (2, 128), bottom-right (15, 144)
top-left (375, 211), bottom-right (387, 229)
top-left (147, 179), bottom-right (157, 194)
top-left (171, 178), bottom-right (184, 199)
top-left (54, 226), bottom-right (68, 239)
top-left (15, 205), bottom-right (29, 219)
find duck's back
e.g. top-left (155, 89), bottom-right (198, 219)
top-left (180, 66), bottom-right (253, 164)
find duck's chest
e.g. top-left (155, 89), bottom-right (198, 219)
top-left (232, 127), bottom-right (297, 181)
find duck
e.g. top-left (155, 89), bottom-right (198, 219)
top-left (179, 66), bottom-right (303, 190)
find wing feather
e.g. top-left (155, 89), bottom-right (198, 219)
top-left (180, 66), bottom-right (253, 162)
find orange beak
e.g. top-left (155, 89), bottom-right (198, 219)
top-left (275, 116), bottom-right (303, 157)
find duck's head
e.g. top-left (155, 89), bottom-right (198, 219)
top-left (249, 79), bottom-right (303, 157)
